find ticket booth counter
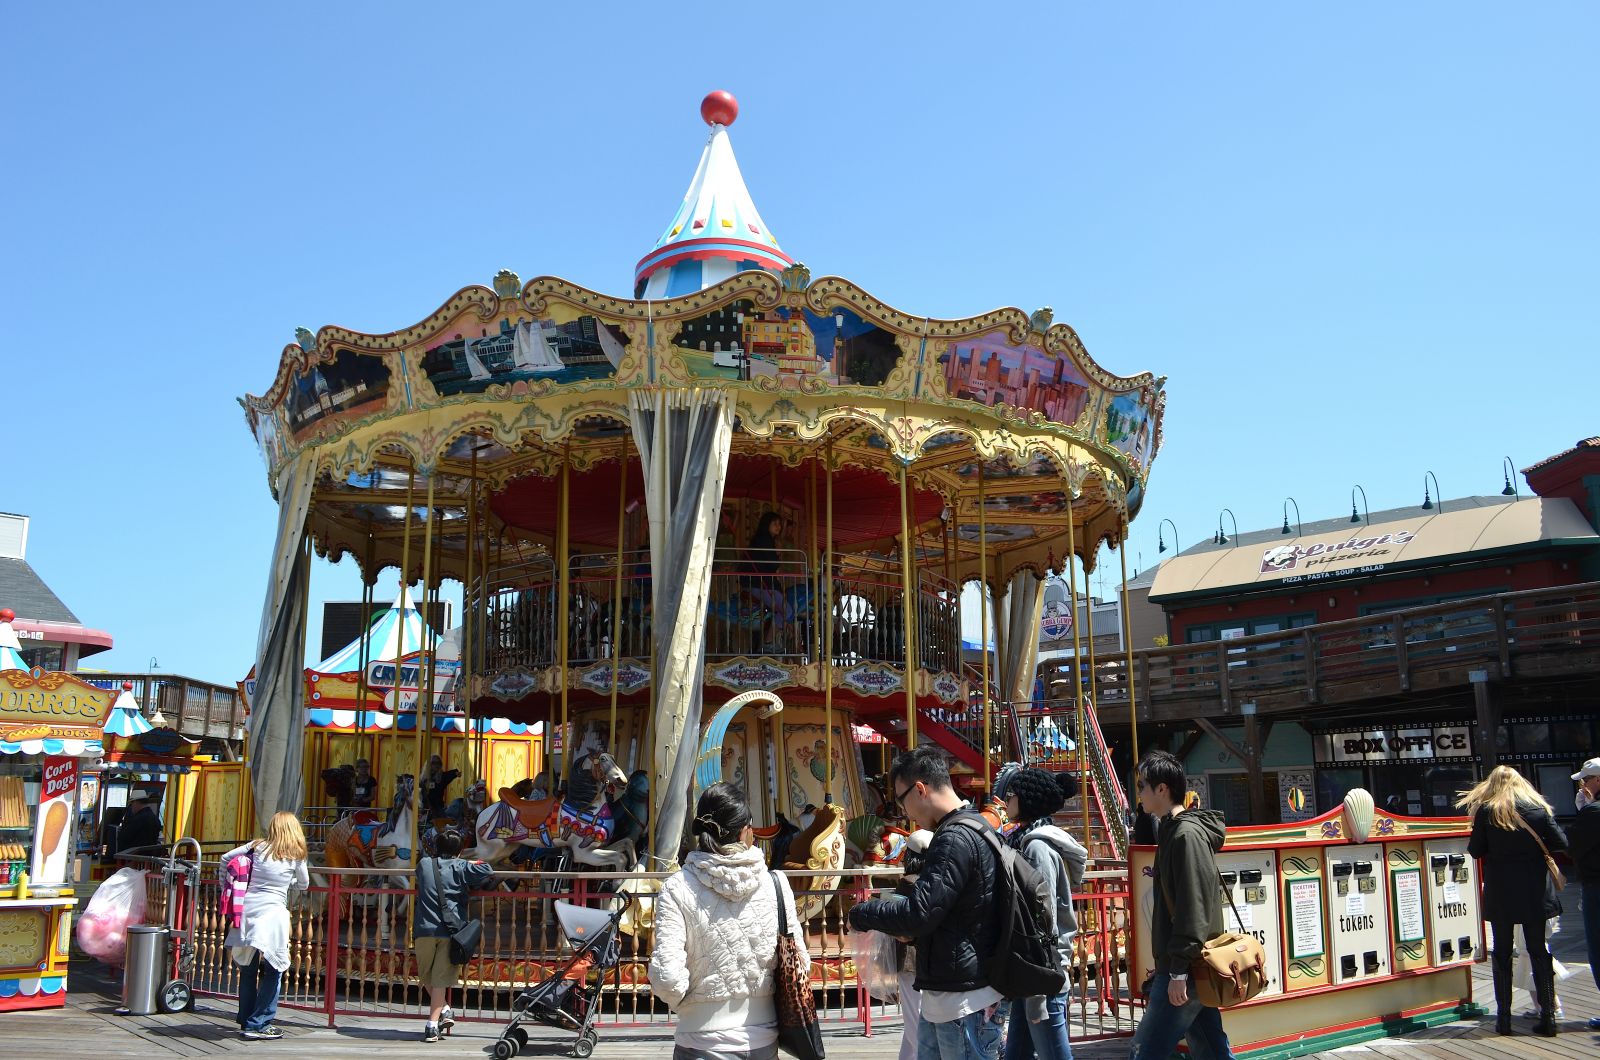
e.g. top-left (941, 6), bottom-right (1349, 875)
top-left (1131, 790), bottom-right (1483, 1058)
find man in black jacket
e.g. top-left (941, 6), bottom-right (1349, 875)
top-left (849, 747), bottom-right (1002, 1060)
top-left (1567, 757), bottom-right (1600, 1029)
top-left (1130, 750), bottom-right (1235, 1060)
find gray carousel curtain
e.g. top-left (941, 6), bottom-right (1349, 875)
top-left (994, 569), bottom-right (1045, 760)
top-left (628, 388), bottom-right (734, 865)
top-left (249, 453), bottom-right (316, 827)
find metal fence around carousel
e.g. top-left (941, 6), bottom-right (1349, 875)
top-left (127, 859), bottom-right (1137, 1039)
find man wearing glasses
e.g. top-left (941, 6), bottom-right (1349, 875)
top-left (849, 747), bottom-right (1003, 1060)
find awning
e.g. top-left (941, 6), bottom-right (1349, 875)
top-left (0, 737), bottom-right (103, 757)
top-left (99, 755), bottom-right (193, 774)
top-left (1150, 497), bottom-right (1599, 601)
top-left (302, 708), bottom-right (539, 735)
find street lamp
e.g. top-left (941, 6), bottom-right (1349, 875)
top-left (1215, 508), bottom-right (1239, 547)
top-left (1282, 497), bottom-right (1302, 536)
top-left (1350, 485), bottom-right (1370, 526)
top-left (1157, 518), bottom-right (1180, 554)
top-left (1421, 471), bottom-right (1443, 512)
top-left (1501, 456), bottom-right (1520, 498)
top-left (146, 656), bottom-right (168, 728)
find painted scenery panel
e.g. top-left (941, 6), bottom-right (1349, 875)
top-left (938, 330), bottom-right (1091, 427)
top-left (420, 314), bottom-right (624, 397)
top-left (286, 348), bottom-right (392, 439)
top-left (1104, 386), bottom-right (1160, 471)
top-left (674, 300), bottom-right (902, 385)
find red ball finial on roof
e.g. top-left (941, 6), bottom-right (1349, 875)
top-left (122, 681), bottom-right (134, 691)
top-left (701, 90), bottom-right (738, 128)
top-left (0, 609), bottom-right (13, 624)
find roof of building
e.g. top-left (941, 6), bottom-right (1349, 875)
top-left (634, 92), bottom-right (793, 298)
top-left (0, 556), bottom-right (80, 624)
top-left (1523, 438), bottom-right (1600, 475)
top-left (1150, 495), bottom-right (1599, 601)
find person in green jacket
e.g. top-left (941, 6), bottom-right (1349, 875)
top-left (1129, 750), bottom-right (1235, 1060)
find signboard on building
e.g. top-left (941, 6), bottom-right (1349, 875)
top-left (1314, 725), bottom-right (1474, 765)
top-left (0, 668), bottom-right (115, 739)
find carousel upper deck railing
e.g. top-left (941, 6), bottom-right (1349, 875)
top-left (477, 547), bottom-right (962, 677)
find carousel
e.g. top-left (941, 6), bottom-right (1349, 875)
top-left (238, 90), bottom-right (1166, 879)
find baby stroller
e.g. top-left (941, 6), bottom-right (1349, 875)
top-left (493, 896), bottom-right (628, 1059)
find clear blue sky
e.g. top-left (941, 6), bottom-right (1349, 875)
top-left (4, 4), bottom-right (1595, 683)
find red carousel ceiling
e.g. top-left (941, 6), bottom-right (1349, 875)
top-left (489, 454), bottom-right (944, 548)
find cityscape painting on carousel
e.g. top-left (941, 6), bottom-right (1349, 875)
top-left (285, 348), bottom-right (392, 440)
top-left (1104, 385), bottom-right (1162, 471)
top-left (672, 300), bottom-right (903, 386)
top-left (938, 329), bottom-right (1093, 428)
top-left (420, 314), bottom-right (626, 397)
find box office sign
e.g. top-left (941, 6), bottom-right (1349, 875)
top-left (1317, 725), bottom-right (1474, 764)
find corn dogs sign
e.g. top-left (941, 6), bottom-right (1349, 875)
top-left (31, 756), bottom-right (78, 886)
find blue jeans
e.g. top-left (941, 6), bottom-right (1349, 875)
top-left (1583, 880), bottom-right (1600, 993)
top-left (1005, 995), bottom-right (1073, 1060)
top-left (918, 1007), bottom-right (1002, 1060)
top-left (237, 953), bottom-right (282, 1031)
top-left (1130, 974), bottom-right (1235, 1060)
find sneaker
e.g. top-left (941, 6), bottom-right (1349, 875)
top-left (439, 1008), bottom-right (456, 1034)
top-left (421, 1025), bottom-right (441, 1044)
top-left (1587, 1016), bottom-right (1600, 1030)
top-left (240, 1026), bottom-right (283, 1041)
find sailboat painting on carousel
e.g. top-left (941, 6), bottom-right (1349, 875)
top-left (420, 315), bottom-right (626, 396)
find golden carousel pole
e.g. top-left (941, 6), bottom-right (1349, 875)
top-left (463, 453), bottom-right (478, 784)
top-left (354, 521), bottom-right (375, 770)
top-left (1066, 499), bottom-right (1089, 850)
top-left (608, 447), bottom-right (627, 757)
top-left (397, 464), bottom-right (417, 786)
top-left (408, 471), bottom-right (437, 880)
top-left (1119, 518), bottom-right (1140, 781)
top-left (823, 442), bottom-right (836, 802)
top-left (556, 448), bottom-right (572, 791)
top-left (897, 459), bottom-right (919, 746)
top-left (977, 462), bottom-right (992, 794)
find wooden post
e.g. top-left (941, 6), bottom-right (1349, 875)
top-left (1242, 706), bottom-right (1267, 825)
top-left (1470, 669), bottom-right (1497, 773)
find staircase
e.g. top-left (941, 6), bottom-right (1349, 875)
top-left (1009, 689), bottom-right (1129, 862)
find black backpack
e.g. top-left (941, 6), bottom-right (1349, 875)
top-left (952, 816), bottom-right (1066, 1000)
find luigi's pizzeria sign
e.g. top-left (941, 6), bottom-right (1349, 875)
top-left (0, 668), bottom-right (115, 740)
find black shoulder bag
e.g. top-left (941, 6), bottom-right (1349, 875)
top-left (426, 857), bottom-right (483, 964)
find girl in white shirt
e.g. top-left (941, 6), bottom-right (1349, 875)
top-left (222, 812), bottom-right (309, 1040)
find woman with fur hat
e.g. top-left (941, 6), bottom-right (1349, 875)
top-left (997, 768), bottom-right (1088, 1060)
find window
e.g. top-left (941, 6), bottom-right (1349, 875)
top-left (1185, 612), bottom-right (1317, 645)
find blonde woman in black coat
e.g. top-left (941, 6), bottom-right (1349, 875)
top-left (1459, 766), bottom-right (1568, 1038)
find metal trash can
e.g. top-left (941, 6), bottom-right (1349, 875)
top-left (122, 925), bottom-right (169, 1015)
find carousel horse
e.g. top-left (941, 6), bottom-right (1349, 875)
top-left (780, 802), bottom-right (846, 921)
top-left (474, 752), bottom-right (633, 870)
top-left (322, 774), bottom-right (416, 939)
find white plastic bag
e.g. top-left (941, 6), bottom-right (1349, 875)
top-left (75, 867), bottom-right (148, 965)
top-left (854, 929), bottom-right (900, 1002)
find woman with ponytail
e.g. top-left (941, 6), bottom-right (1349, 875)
top-left (648, 782), bottom-right (809, 1059)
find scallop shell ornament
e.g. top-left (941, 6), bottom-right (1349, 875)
top-left (1343, 788), bottom-right (1376, 842)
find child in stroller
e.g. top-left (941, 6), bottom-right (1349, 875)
top-left (493, 897), bottom-right (628, 1059)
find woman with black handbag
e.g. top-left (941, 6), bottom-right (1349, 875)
top-left (1460, 765), bottom-right (1569, 1037)
top-left (648, 782), bottom-right (814, 1059)
top-left (414, 828), bottom-right (493, 1043)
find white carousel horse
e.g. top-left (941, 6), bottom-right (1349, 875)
top-left (473, 752), bottom-right (634, 870)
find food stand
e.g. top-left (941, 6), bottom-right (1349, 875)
top-left (0, 610), bottom-right (114, 1011)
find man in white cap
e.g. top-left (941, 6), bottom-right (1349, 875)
top-left (1567, 757), bottom-right (1600, 1028)
top-left (1574, 758), bottom-right (1600, 812)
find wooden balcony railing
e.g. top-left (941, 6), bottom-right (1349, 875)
top-left (1039, 580), bottom-right (1600, 723)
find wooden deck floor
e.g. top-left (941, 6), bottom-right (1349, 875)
top-left (17, 897), bottom-right (1599, 1059)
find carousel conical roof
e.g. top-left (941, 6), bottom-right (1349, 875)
top-left (634, 91), bottom-right (793, 298)
top-left (311, 588), bottom-right (437, 675)
top-left (0, 609), bottom-right (26, 671)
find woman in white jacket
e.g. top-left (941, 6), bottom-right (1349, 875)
top-left (648, 782), bottom-right (809, 1060)
top-left (222, 812), bottom-right (310, 1040)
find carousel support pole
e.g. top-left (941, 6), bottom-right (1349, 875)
top-left (977, 462), bottom-right (992, 794)
top-left (1119, 522), bottom-right (1140, 783)
top-left (808, 463), bottom-right (819, 668)
top-left (408, 472), bottom-right (437, 888)
top-left (397, 462), bottom-right (417, 781)
top-left (608, 448), bottom-right (627, 757)
top-left (1066, 503), bottom-right (1089, 850)
top-left (823, 442), bottom-right (836, 800)
top-left (355, 523), bottom-right (376, 769)
top-left (1085, 547), bottom-right (1102, 843)
top-left (897, 459), bottom-right (918, 746)
top-left (463, 452), bottom-right (478, 783)
top-left (556, 448), bottom-right (572, 791)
